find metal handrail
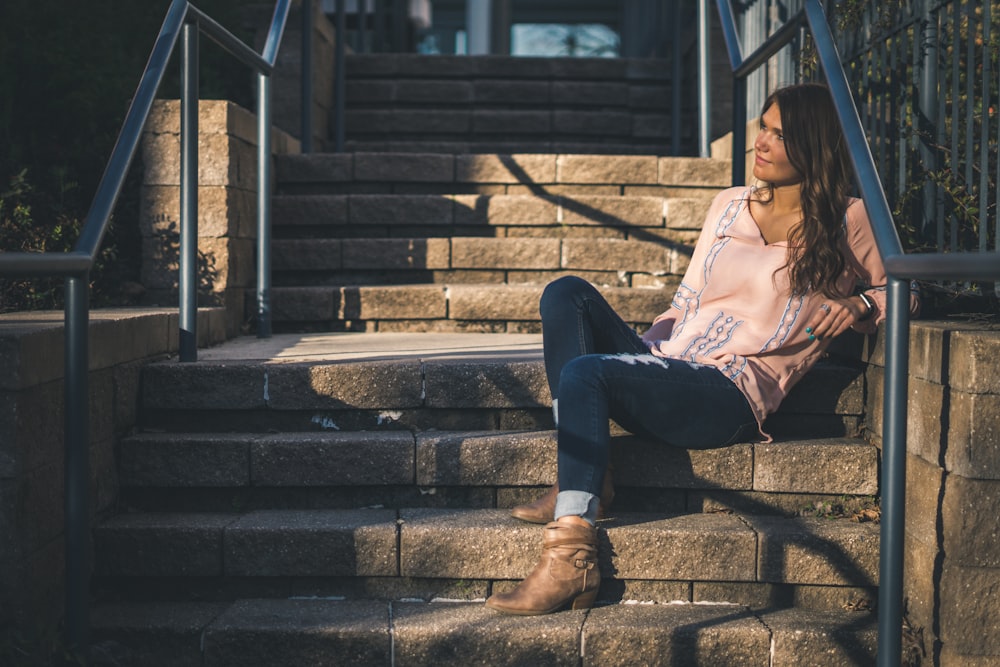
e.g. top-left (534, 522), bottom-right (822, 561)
top-left (709, 0), bottom-right (1000, 664)
top-left (0, 0), bottom-right (291, 651)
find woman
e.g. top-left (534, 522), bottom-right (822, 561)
top-left (485, 82), bottom-right (920, 616)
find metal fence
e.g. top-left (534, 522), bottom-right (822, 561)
top-left (714, 0), bottom-right (1000, 664)
top-left (731, 0), bottom-right (999, 286)
top-left (838, 0), bottom-right (998, 282)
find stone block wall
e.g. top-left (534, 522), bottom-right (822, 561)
top-left (864, 320), bottom-right (1000, 664)
top-left (0, 309), bottom-right (227, 634)
top-left (139, 100), bottom-right (299, 335)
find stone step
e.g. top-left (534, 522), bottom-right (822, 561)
top-left (275, 153), bottom-right (729, 196)
top-left (341, 139), bottom-right (682, 156)
top-left (342, 55), bottom-right (694, 154)
top-left (252, 282), bottom-right (673, 333)
top-left (138, 334), bottom-right (865, 437)
top-left (90, 599), bottom-right (876, 667)
top-left (271, 237), bottom-right (690, 288)
top-left (272, 193), bottom-right (711, 235)
top-left (116, 430), bottom-right (877, 515)
top-left (346, 54), bottom-right (675, 83)
top-left (343, 109), bottom-right (677, 143)
top-left (93, 509), bottom-right (878, 596)
top-left (346, 74), bottom-right (674, 109)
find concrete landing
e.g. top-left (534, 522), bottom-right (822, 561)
top-left (198, 331), bottom-right (544, 363)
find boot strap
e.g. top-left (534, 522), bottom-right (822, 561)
top-left (544, 536), bottom-right (597, 550)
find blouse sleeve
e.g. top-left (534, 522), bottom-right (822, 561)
top-left (843, 199), bottom-right (921, 334)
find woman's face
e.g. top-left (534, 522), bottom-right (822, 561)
top-left (753, 102), bottom-right (803, 187)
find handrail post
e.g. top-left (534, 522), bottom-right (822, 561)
top-left (257, 69), bottom-right (273, 338)
top-left (697, 0), bottom-right (712, 158)
top-left (64, 273), bottom-right (90, 653)
top-left (179, 20), bottom-right (200, 362)
top-left (670, 0), bottom-right (682, 156)
top-left (301, 0), bottom-right (314, 153)
top-left (731, 76), bottom-right (747, 186)
top-left (878, 276), bottom-right (910, 667)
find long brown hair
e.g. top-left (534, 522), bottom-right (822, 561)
top-left (759, 83), bottom-right (855, 297)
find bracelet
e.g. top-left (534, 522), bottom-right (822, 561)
top-left (857, 292), bottom-right (875, 321)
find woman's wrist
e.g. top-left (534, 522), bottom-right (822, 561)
top-left (856, 292), bottom-right (875, 321)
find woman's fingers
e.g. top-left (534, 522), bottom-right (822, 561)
top-left (807, 298), bottom-right (860, 341)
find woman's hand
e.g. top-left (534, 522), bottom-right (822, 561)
top-left (806, 296), bottom-right (868, 342)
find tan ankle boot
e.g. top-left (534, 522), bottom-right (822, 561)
top-left (485, 520), bottom-right (600, 615)
top-left (510, 468), bottom-right (615, 524)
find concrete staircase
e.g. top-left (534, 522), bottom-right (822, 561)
top-left (89, 55), bottom-right (880, 666)
top-left (343, 54), bottom-right (689, 155)
top-left (89, 333), bottom-right (880, 665)
top-left (267, 152), bottom-right (725, 333)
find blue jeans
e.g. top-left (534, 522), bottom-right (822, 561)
top-left (540, 276), bottom-right (758, 522)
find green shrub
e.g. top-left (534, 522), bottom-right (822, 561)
top-left (0, 0), bottom-right (253, 313)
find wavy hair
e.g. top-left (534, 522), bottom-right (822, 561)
top-left (758, 83), bottom-right (855, 297)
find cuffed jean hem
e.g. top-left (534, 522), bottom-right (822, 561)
top-left (554, 490), bottom-right (600, 525)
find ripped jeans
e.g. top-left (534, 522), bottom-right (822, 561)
top-left (540, 276), bottom-right (758, 523)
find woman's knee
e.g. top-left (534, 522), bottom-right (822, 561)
top-left (541, 275), bottom-right (592, 314)
top-left (559, 354), bottom-right (606, 391)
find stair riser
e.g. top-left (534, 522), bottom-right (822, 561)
top-left (272, 194), bottom-right (709, 232)
top-left (274, 154), bottom-right (731, 192)
top-left (92, 575), bottom-right (875, 615)
top-left (346, 80), bottom-right (674, 110)
top-left (117, 432), bottom-right (878, 504)
top-left (272, 238), bottom-right (690, 282)
top-left (93, 511), bottom-right (878, 593)
top-left (116, 486), bottom-right (876, 521)
top-left (345, 54), bottom-right (675, 80)
top-left (140, 360), bottom-right (865, 419)
top-left (271, 270), bottom-right (664, 289)
top-left (259, 284), bottom-right (675, 331)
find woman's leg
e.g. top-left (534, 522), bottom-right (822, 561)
top-left (539, 276), bottom-right (649, 402)
top-left (507, 276), bottom-right (643, 522)
top-left (487, 357), bottom-right (755, 616)
top-left (554, 354), bottom-right (758, 524)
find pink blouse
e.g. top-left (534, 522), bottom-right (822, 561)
top-left (641, 186), bottom-right (920, 439)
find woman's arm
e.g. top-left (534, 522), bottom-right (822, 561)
top-left (805, 199), bottom-right (921, 340)
top-left (842, 199), bottom-right (921, 333)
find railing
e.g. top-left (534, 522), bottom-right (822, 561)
top-left (838, 0), bottom-right (997, 265)
top-left (0, 0), bottom-right (290, 651)
top-left (709, 0), bottom-right (1000, 664)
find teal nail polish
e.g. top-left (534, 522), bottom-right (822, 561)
top-left (808, 334), bottom-right (816, 341)
top-left (806, 327), bottom-right (813, 333)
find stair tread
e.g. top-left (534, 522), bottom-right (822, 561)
top-left (141, 333), bottom-right (863, 414)
top-left (91, 598), bottom-right (876, 666)
top-left (93, 599), bottom-right (876, 667)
